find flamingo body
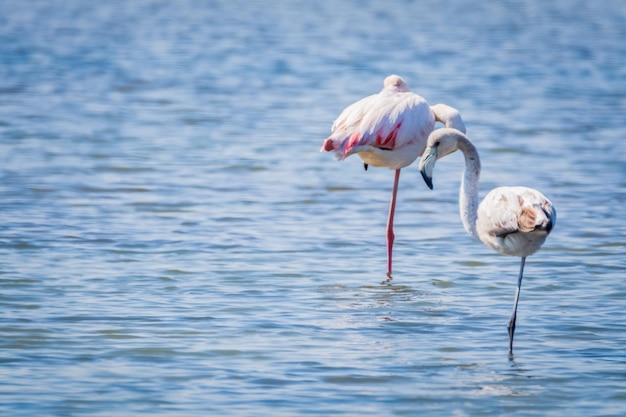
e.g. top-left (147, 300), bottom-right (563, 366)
top-left (419, 128), bottom-right (556, 352)
top-left (477, 186), bottom-right (554, 258)
top-left (321, 76), bottom-right (466, 280)
top-left (322, 83), bottom-right (435, 169)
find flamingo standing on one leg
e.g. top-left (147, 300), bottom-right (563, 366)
top-left (419, 128), bottom-right (556, 353)
top-left (321, 75), bottom-right (466, 281)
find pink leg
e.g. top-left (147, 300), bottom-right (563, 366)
top-left (386, 169), bottom-right (401, 281)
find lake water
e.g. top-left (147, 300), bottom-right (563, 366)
top-left (1, 0), bottom-right (625, 416)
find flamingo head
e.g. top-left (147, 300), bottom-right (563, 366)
top-left (383, 75), bottom-right (410, 92)
top-left (419, 128), bottom-right (467, 189)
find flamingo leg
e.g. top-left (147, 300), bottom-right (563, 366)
top-left (508, 256), bottom-right (526, 353)
top-left (385, 169), bottom-right (401, 281)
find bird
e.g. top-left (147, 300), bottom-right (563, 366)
top-left (321, 75), bottom-right (466, 281)
top-left (419, 128), bottom-right (556, 353)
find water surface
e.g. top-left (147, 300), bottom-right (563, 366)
top-left (1, 1), bottom-right (625, 416)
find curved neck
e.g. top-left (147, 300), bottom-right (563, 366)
top-left (457, 138), bottom-right (481, 240)
top-left (430, 103), bottom-right (466, 134)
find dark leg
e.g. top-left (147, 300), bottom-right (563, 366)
top-left (385, 169), bottom-right (401, 282)
top-left (508, 257), bottom-right (526, 353)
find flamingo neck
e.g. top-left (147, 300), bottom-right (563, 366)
top-left (457, 137), bottom-right (481, 240)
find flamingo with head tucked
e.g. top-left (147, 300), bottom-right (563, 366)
top-left (419, 128), bottom-right (556, 353)
top-left (321, 75), bottom-right (466, 281)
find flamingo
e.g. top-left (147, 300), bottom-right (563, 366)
top-left (419, 128), bottom-right (556, 353)
top-left (321, 75), bottom-right (466, 281)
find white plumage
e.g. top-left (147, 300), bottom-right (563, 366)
top-left (321, 75), bottom-right (466, 281)
top-left (477, 186), bottom-right (554, 258)
top-left (419, 128), bottom-right (556, 353)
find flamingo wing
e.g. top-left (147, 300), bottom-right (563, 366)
top-left (477, 186), bottom-right (555, 256)
top-left (478, 187), bottom-right (525, 238)
top-left (322, 91), bottom-right (435, 159)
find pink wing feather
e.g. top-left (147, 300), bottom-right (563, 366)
top-left (322, 90), bottom-right (435, 160)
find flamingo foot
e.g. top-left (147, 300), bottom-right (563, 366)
top-left (507, 315), bottom-right (516, 353)
top-left (381, 271), bottom-right (393, 284)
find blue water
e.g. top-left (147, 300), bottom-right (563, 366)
top-left (1, 1), bottom-right (625, 416)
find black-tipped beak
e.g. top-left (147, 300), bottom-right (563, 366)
top-left (419, 146), bottom-right (437, 190)
top-left (421, 170), bottom-right (433, 190)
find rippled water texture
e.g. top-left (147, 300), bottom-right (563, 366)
top-left (1, 0), bottom-right (625, 416)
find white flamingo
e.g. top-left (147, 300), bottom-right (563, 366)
top-left (321, 75), bottom-right (466, 281)
top-left (419, 128), bottom-right (556, 353)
